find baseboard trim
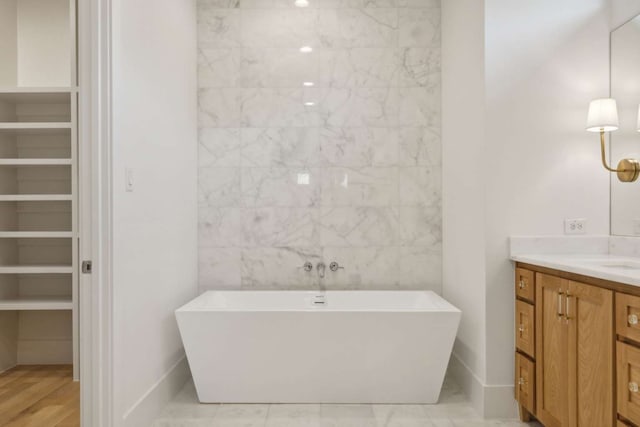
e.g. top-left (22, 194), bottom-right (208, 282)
top-left (447, 353), bottom-right (485, 415)
top-left (122, 355), bottom-right (191, 427)
top-left (484, 382), bottom-right (517, 419)
top-left (17, 340), bottom-right (72, 365)
top-left (447, 353), bottom-right (517, 419)
top-left (0, 364), bottom-right (17, 375)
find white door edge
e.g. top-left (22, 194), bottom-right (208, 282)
top-left (78, 0), bottom-right (114, 424)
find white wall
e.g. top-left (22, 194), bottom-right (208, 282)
top-left (17, 0), bottom-right (70, 87)
top-left (612, 0), bottom-right (640, 28)
top-left (484, 0), bottom-right (610, 385)
top-left (443, 0), bottom-right (611, 417)
top-left (0, 0), bottom-right (17, 86)
top-left (441, 0), bottom-right (487, 390)
top-left (111, 0), bottom-right (198, 424)
top-left (0, 0), bottom-right (70, 87)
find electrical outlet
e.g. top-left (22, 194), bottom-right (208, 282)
top-left (564, 218), bottom-right (587, 235)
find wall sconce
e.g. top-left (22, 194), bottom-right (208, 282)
top-left (586, 98), bottom-right (640, 183)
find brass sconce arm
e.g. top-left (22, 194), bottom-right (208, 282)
top-left (599, 131), bottom-right (640, 182)
top-left (600, 131), bottom-right (620, 172)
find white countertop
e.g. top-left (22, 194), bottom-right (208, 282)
top-left (511, 253), bottom-right (640, 287)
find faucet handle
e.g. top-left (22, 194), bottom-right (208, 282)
top-left (329, 262), bottom-right (344, 272)
top-left (300, 262), bottom-right (313, 272)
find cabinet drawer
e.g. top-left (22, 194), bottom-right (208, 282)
top-left (617, 341), bottom-right (640, 425)
top-left (516, 268), bottom-right (535, 302)
top-left (516, 300), bottom-right (535, 358)
top-left (515, 352), bottom-right (535, 414)
top-left (617, 293), bottom-right (640, 343)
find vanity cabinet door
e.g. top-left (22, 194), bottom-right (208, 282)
top-left (536, 273), bottom-right (570, 427)
top-left (566, 280), bottom-right (614, 427)
top-left (617, 341), bottom-right (640, 426)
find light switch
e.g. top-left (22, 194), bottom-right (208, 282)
top-left (125, 168), bottom-right (134, 192)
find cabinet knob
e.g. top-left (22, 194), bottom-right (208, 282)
top-left (629, 314), bottom-right (639, 326)
top-left (518, 280), bottom-right (526, 289)
top-left (630, 382), bottom-right (639, 393)
top-left (518, 324), bottom-right (525, 333)
top-left (518, 377), bottom-right (526, 386)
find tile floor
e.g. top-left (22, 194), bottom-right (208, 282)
top-left (152, 377), bottom-right (543, 427)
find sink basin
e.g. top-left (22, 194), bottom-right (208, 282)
top-left (596, 262), bottom-right (640, 270)
top-left (577, 259), bottom-right (640, 271)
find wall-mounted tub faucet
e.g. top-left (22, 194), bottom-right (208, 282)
top-left (301, 262), bottom-right (313, 272)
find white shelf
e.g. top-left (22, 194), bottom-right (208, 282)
top-left (0, 265), bottom-right (73, 274)
top-left (0, 296), bottom-right (72, 311)
top-left (0, 87), bottom-right (77, 94)
top-left (0, 194), bottom-right (72, 201)
top-left (0, 123), bottom-right (72, 130)
top-left (0, 159), bottom-right (71, 166)
top-left (0, 231), bottom-right (73, 238)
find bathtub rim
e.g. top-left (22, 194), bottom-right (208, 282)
top-left (176, 290), bottom-right (461, 314)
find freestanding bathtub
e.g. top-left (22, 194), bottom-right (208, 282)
top-left (176, 290), bottom-right (461, 404)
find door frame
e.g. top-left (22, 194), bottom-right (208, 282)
top-left (78, 0), bottom-right (114, 424)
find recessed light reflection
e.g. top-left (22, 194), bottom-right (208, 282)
top-left (304, 101), bottom-right (316, 107)
top-left (294, 0), bottom-right (309, 6)
top-left (297, 173), bottom-right (310, 185)
top-left (300, 46), bottom-right (313, 53)
top-left (303, 82), bottom-right (315, 87)
top-left (340, 173), bottom-right (349, 188)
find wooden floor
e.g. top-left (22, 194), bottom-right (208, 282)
top-left (0, 365), bottom-right (79, 427)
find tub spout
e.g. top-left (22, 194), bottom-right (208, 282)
top-left (317, 262), bottom-right (326, 279)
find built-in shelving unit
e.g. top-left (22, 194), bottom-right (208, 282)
top-left (0, 0), bottom-right (79, 378)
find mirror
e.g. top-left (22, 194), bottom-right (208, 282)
top-left (611, 15), bottom-right (640, 236)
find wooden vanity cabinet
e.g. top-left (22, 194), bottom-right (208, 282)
top-left (515, 265), bottom-right (615, 427)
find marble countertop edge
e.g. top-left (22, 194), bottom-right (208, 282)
top-left (510, 253), bottom-right (640, 288)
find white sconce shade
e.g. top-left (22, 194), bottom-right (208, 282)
top-left (586, 98), bottom-right (619, 132)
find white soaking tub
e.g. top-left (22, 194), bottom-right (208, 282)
top-left (176, 290), bottom-right (461, 404)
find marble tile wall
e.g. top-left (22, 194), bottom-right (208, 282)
top-left (197, 0), bottom-right (442, 291)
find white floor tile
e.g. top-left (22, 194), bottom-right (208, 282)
top-left (152, 378), bottom-right (542, 427)
top-left (319, 404), bottom-right (376, 427)
top-left (266, 404), bottom-right (321, 427)
top-left (372, 405), bottom-right (432, 427)
top-left (213, 404), bottom-right (269, 427)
